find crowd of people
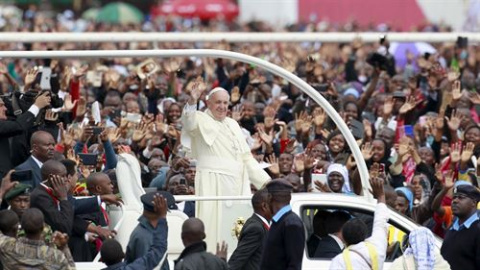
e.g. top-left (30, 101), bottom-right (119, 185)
top-left (0, 4), bottom-right (479, 270)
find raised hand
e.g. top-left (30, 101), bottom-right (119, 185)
top-left (369, 173), bottom-right (385, 202)
top-left (450, 142), bottom-right (462, 164)
top-left (363, 119), bottom-right (373, 138)
top-left (216, 241), bottom-right (228, 260)
top-left (0, 170), bottom-right (19, 198)
top-left (62, 94), bottom-right (77, 112)
top-left (153, 193), bottom-right (168, 218)
top-left (469, 91), bottom-right (480, 105)
top-left (75, 97), bottom-right (87, 118)
top-left (189, 77), bottom-right (207, 104)
top-left (461, 142), bottom-right (475, 163)
top-left (443, 170), bottom-right (455, 190)
top-left (446, 110), bottom-right (463, 131)
top-left (434, 110), bottom-right (445, 130)
top-left (361, 142), bottom-right (374, 160)
top-left (59, 124), bottom-right (74, 148)
top-left (132, 122), bottom-right (148, 142)
top-left (258, 125), bottom-right (274, 146)
top-left (231, 86), bottom-right (241, 103)
top-left (34, 91), bottom-right (52, 109)
top-left (231, 105), bottom-right (244, 122)
top-left (397, 137), bottom-right (410, 158)
top-left (294, 154), bottom-right (305, 173)
top-left (346, 155), bottom-right (356, 170)
top-left (399, 96), bottom-right (418, 115)
top-left (452, 80), bottom-right (462, 101)
top-left (294, 111), bottom-right (306, 134)
top-left (266, 154), bottom-right (280, 176)
top-left (25, 69), bottom-right (39, 88)
top-left (314, 180), bottom-right (332, 193)
top-left (313, 108), bottom-right (327, 127)
top-left (304, 148), bottom-right (315, 170)
top-left (301, 115), bottom-right (313, 134)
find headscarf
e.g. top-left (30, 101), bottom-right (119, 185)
top-left (327, 163), bottom-right (352, 193)
top-left (395, 187), bottom-right (414, 212)
top-left (404, 227), bottom-right (436, 270)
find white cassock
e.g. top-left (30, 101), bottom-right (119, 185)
top-left (181, 104), bottom-right (270, 251)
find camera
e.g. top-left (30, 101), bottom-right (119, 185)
top-left (366, 52), bottom-right (388, 71)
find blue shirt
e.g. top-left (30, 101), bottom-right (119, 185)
top-left (272, 205), bottom-right (292, 223)
top-left (451, 212), bottom-right (479, 231)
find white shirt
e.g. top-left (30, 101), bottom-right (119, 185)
top-left (329, 203), bottom-right (389, 270)
top-left (177, 201), bottom-right (186, 212)
top-left (31, 155), bottom-right (43, 168)
top-left (329, 233), bottom-right (345, 250)
top-left (255, 213), bottom-right (271, 228)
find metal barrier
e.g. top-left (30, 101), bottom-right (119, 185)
top-left (0, 32), bottom-right (475, 43)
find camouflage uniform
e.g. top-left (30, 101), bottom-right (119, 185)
top-left (17, 223), bottom-right (53, 245)
top-left (0, 234), bottom-right (75, 270)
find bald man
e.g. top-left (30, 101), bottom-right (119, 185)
top-left (174, 218), bottom-right (228, 270)
top-left (181, 82), bottom-right (270, 251)
top-left (15, 130), bottom-right (56, 187)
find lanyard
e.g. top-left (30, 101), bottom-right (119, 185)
top-left (342, 241), bottom-right (378, 270)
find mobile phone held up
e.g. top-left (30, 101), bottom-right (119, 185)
top-left (78, 153), bottom-right (98, 166)
top-left (11, 170), bottom-right (33, 182)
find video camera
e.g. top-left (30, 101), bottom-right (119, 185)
top-left (1, 59), bottom-right (63, 119)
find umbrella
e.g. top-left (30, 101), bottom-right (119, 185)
top-left (97, 2), bottom-right (144, 24)
top-left (388, 42), bottom-right (437, 69)
top-left (155, 0), bottom-right (239, 21)
top-left (82, 7), bottom-right (99, 21)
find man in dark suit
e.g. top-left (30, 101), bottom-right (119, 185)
top-left (0, 93), bottom-right (51, 178)
top-left (15, 130), bottom-right (56, 188)
top-left (306, 210), bottom-right (330, 257)
top-left (260, 179), bottom-right (305, 270)
top-left (229, 189), bottom-right (272, 270)
top-left (30, 160), bottom-right (74, 234)
top-left (314, 211), bottom-right (350, 259)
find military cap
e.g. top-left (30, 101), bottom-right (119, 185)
top-left (454, 184), bottom-right (480, 202)
top-left (266, 179), bottom-right (293, 195)
top-left (5, 183), bottom-right (32, 201)
top-left (141, 191), bottom-right (177, 213)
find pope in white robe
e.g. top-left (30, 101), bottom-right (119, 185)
top-left (181, 83), bottom-right (271, 251)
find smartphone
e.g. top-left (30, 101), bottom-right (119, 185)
top-left (312, 174), bottom-right (328, 193)
top-left (379, 163), bottom-right (385, 173)
top-left (92, 127), bottom-right (104, 135)
top-left (78, 153), bottom-right (98, 166)
top-left (11, 170), bottom-right (33, 182)
top-left (40, 67), bottom-right (52, 90)
top-left (403, 125), bottom-right (414, 138)
top-left (110, 109), bottom-right (122, 120)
